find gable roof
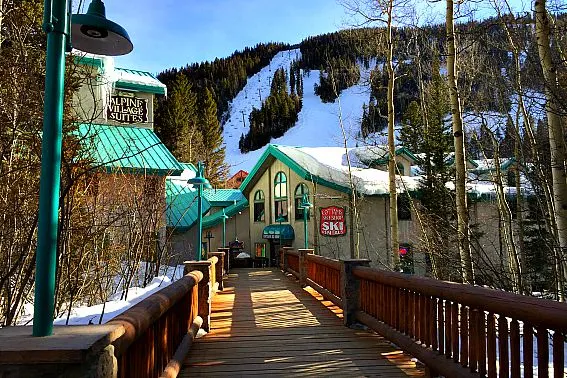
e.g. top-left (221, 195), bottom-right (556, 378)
top-left (77, 123), bottom-right (184, 176)
top-left (239, 145), bottom-right (420, 197)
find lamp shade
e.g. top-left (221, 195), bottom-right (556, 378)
top-left (300, 194), bottom-right (312, 208)
top-left (71, 0), bottom-right (133, 56)
top-left (188, 176), bottom-right (210, 188)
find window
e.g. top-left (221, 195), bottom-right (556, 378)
top-left (274, 171), bottom-right (288, 221)
top-left (397, 194), bottom-right (412, 220)
top-left (253, 190), bottom-right (265, 222)
top-left (396, 163), bottom-right (405, 176)
top-left (294, 183), bottom-right (310, 220)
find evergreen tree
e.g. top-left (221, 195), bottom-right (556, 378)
top-left (199, 87), bottom-right (229, 186)
top-left (399, 101), bottom-right (422, 152)
top-left (499, 114), bottom-right (515, 158)
top-left (155, 73), bottom-right (202, 163)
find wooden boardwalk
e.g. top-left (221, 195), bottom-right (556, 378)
top-left (181, 268), bottom-right (425, 377)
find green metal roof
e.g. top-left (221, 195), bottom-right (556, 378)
top-left (202, 199), bottom-right (249, 229)
top-left (262, 224), bottom-right (295, 240)
top-left (203, 189), bottom-right (245, 206)
top-left (166, 179), bottom-right (211, 231)
top-left (77, 124), bottom-right (184, 176)
top-left (114, 68), bottom-right (167, 95)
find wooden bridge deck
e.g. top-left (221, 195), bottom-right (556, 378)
top-left (181, 268), bottom-right (425, 377)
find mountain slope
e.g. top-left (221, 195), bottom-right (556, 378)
top-left (223, 49), bottom-right (376, 174)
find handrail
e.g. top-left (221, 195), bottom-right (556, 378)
top-left (282, 252), bottom-right (567, 377)
top-left (353, 266), bottom-right (567, 377)
top-left (353, 266), bottom-right (567, 331)
top-left (306, 253), bottom-right (340, 270)
top-left (108, 270), bottom-right (203, 377)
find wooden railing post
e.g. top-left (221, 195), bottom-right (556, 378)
top-left (340, 259), bottom-right (371, 327)
top-left (208, 252), bottom-right (225, 290)
top-left (184, 261), bottom-right (213, 332)
top-left (218, 247), bottom-right (230, 273)
top-left (281, 247), bottom-right (294, 271)
top-left (298, 249), bottom-right (313, 287)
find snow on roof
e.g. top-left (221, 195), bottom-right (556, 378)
top-left (275, 145), bottom-right (419, 196)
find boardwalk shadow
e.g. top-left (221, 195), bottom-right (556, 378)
top-left (183, 268), bottom-right (424, 377)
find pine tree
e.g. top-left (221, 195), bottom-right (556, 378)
top-left (156, 73), bottom-right (202, 163)
top-left (399, 101), bottom-right (422, 152)
top-left (499, 114), bottom-right (515, 158)
top-left (199, 87), bottom-right (229, 186)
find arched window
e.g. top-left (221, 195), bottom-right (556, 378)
top-left (294, 183), bottom-right (310, 221)
top-left (253, 190), bottom-right (265, 222)
top-left (274, 172), bottom-right (288, 221)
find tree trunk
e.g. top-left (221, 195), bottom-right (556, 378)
top-left (535, 0), bottom-right (567, 300)
top-left (386, 0), bottom-right (400, 270)
top-left (446, 0), bottom-right (474, 283)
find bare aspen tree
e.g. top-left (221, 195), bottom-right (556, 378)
top-left (446, 0), bottom-right (474, 283)
top-left (340, 0), bottom-right (413, 269)
top-left (535, 0), bottom-right (567, 298)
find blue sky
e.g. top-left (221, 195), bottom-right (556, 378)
top-left (99, 0), bottom-right (528, 75)
top-left (104, 0), bottom-right (349, 74)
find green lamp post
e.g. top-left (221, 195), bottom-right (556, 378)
top-left (221, 208), bottom-right (229, 248)
top-left (300, 194), bottom-right (312, 249)
top-left (276, 213), bottom-right (286, 252)
top-left (34, 0), bottom-right (132, 337)
top-left (188, 162), bottom-right (211, 261)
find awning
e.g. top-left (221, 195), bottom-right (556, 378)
top-left (262, 224), bottom-right (295, 240)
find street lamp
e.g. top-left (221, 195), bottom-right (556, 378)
top-left (204, 231), bottom-right (214, 253)
top-left (34, 0), bottom-right (132, 337)
top-left (221, 208), bottom-right (229, 248)
top-left (276, 214), bottom-right (286, 263)
top-left (188, 161), bottom-right (211, 261)
top-left (300, 194), bottom-right (312, 249)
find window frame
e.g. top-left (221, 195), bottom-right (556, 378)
top-left (253, 190), bottom-right (265, 222)
top-left (274, 172), bottom-right (288, 221)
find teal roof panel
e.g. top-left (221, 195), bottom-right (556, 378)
top-left (114, 67), bottom-right (167, 95)
top-left (166, 179), bottom-right (211, 231)
top-left (203, 189), bottom-right (245, 206)
top-left (77, 124), bottom-right (184, 176)
top-left (202, 199), bottom-right (249, 229)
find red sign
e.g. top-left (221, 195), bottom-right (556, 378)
top-left (320, 206), bottom-right (347, 236)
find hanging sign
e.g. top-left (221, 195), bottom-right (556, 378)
top-left (320, 206), bottom-right (347, 236)
top-left (107, 95), bottom-right (148, 124)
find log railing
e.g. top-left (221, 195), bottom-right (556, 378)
top-left (0, 254), bottom-right (225, 378)
top-left (109, 271), bottom-right (203, 378)
top-left (281, 252), bottom-right (567, 378)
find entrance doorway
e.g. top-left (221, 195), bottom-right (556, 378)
top-left (269, 240), bottom-right (290, 267)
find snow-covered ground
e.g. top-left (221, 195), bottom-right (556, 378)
top-left (17, 263), bottom-right (185, 326)
top-left (223, 49), bottom-right (374, 175)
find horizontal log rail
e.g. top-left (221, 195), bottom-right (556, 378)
top-left (281, 252), bottom-right (567, 378)
top-left (108, 270), bottom-right (203, 378)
